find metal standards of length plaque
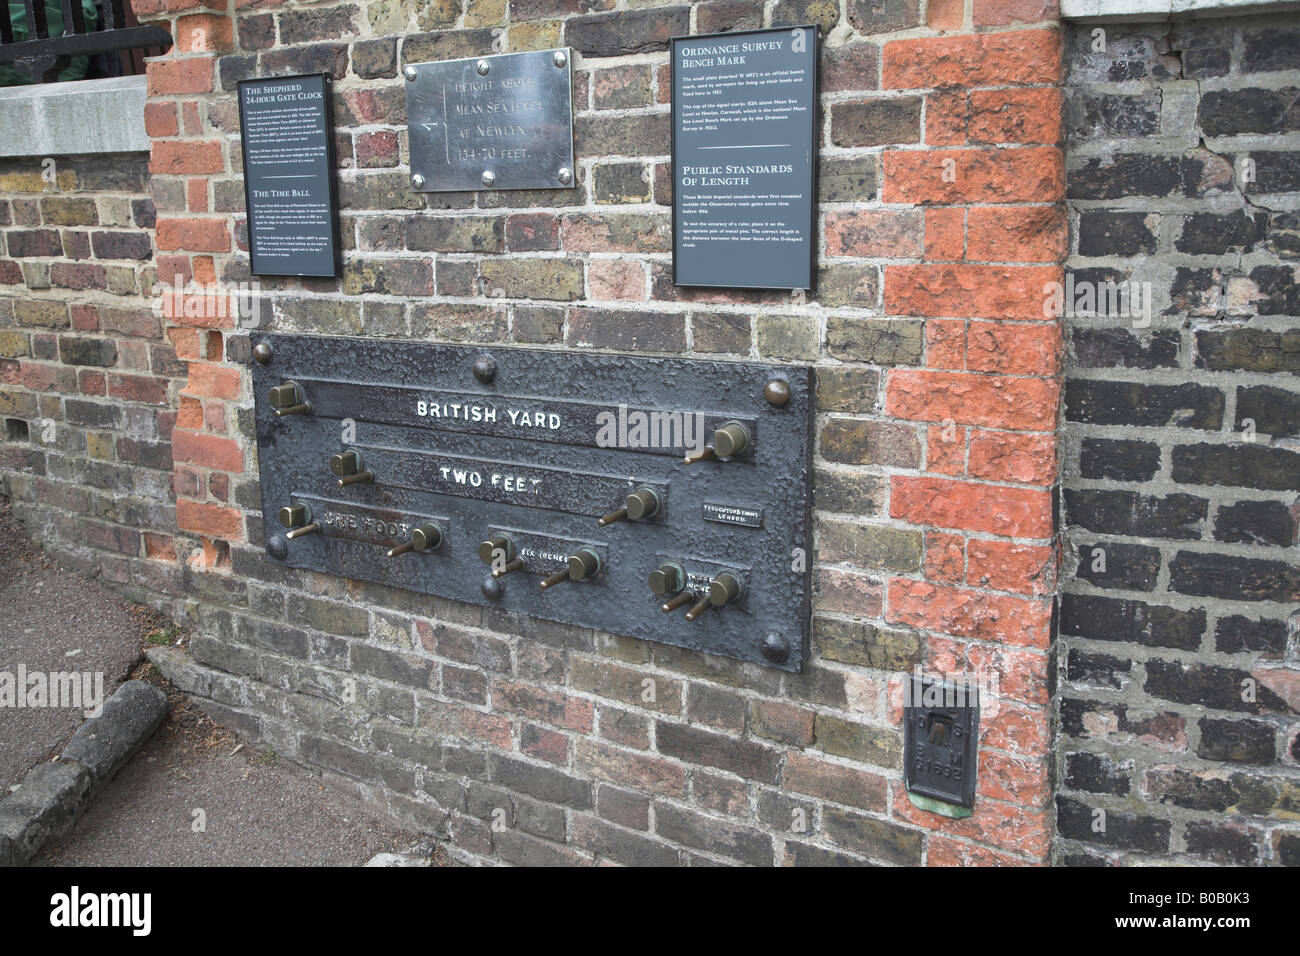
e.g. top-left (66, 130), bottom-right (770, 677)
top-left (404, 47), bottom-right (576, 192)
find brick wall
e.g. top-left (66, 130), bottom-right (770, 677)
top-left (2, 0), bottom-right (1070, 865)
top-left (1056, 14), bottom-right (1300, 866)
top-left (0, 154), bottom-right (189, 606)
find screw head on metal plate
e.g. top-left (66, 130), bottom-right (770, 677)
top-left (557, 167), bottom-right (572, 185)
top-left (553, 50), bottom-right (567, 68)
top-left (411, 173), bottom-right (425, 189)
top-left (477, 60), bottom-right (490, 75)
top-left (403, 65), bottom-right (417, 81)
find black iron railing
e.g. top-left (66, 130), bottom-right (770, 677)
top-left (0, 0), bottom-right (171, 84)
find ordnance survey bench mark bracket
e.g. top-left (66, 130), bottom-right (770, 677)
top-left (252, 334), bottom-right (814, 671)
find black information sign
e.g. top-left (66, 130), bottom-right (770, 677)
top-left (238, 73), bottom-right (341, 278)
top-left (671, 26), bottom-right (819, 291)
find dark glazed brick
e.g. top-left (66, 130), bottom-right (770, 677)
top-left (1068, 154), bottom-right (1182, 200)
top-left (1171, 443), bottom-right (1300, 492)
top-left (1064, 751), bottom-right (1130, 795)
top-left (847, 0), bottom-right (919, 35)
top-left (831, 97), bottom-right (922, 148)
top-left (1215, 615), bottom-right (1289, 656)
top-left (1213, 500), bottom-right (1297, 547)
top-left (1236, 386), bottom-right (1300, 438)
top-left (821, 807), bottom-right (922, 865)
top-left (654, 803), bottom-right (773, 866)
top-left (1184, 821), bottom-right (1260, 865)
top-left (655, 721), bottom-right (782, 783)
top-left (1242, 27), bottom-right (1300, 72)
top-left (1077, 211), bottom-right (1157, 256)
top-left (1055, 796), bottom-right (1170, 852)
top-left (1199, 329), bottom-right (1300, 375)
top-left (696, 0), bottom-right (763, 34)
top-left (1200, 88), bottom-right (1300, 136)
top-left (1168, 550), bottom-right (1300, 604)
top-left (1071, 328), bottom-right (1179, 370)
top-left (1074, 541), bottom-right (1160, 592)
top-left (1175, 211), bottom-right (1268, 254)
top-left (1147, 659), bottom-right (1291, 714)
top-left (1060, 593), bottom-right (1204, 650)
top-left (1064, 489), bottom-right (1206, 540)
top-left (1065, 649), bottom-right (1131, 689)
top-left (1065, 380), bottom-right (1223, 430)
top-left (1068, 91), bottom-right (1160, 138)
top-left (1078, 438), bottom-right (1160, 481)
top-left (565, 8), bottom-right (689, 57)
top-left (1197, 717), bottom-right (1276, 764)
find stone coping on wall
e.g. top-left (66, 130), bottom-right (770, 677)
top-left (1062, 0), bottom-right (1300, 20)
top-left (0, 75), bottom-right (149, 158)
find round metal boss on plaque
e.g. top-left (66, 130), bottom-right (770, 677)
top-left (476, 60), bottom-right (490, 75)
top-left (403, 65), bottom-right (417, 81)
top-left (411, 173), bottom-right (425, 189)
top-left (252, 341), bottom-right (273, 365)
top-left (266, 534), bottom-right (288, 560)
top-left (764, 379), bottom-right (791, 407)
top-left (472, 354), bottom-right (497, 383)
top-left (553, 50), bottom-right (567, 68)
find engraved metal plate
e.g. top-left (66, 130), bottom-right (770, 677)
top-left (404, 48), bottom-right (575, 192)
top-left (251, 336), bottom-right (814, 670)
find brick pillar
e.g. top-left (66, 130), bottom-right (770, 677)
top-left (132, 0), bottom-right (241, 568)
top-left (866, 12), bottom-right (1065, 863)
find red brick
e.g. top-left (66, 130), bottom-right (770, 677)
top-left (926, 91), bottom-right (967, 145)
top-left (886, 264), bottom-right (1063, 320)
top-left (890, 474), bottom-right (1053, 537)
top-left (176, 13), bottom-right (234, 53)
top-left (926, 422), bottom-right (967, 475)
top-left (812, 567), bottom-right (884, 619)
top-left (887, 578), bottom-right (1051, 647)
top-left (981, 702), bottom-right (1050, 756)
top-left (973, 0), bottom-right (1058, 26)
top-left (968, 88), bottom-right (1063, 145)
top-left (890, 780), bottom-right (1051, 859)
top-left (883, 30), bottom-right (1062, 89)
top-left (965, 205), bottom-right (1066, 263)
top-left (750, 700), bottom-right (815, 747)
top-left (173, 464), bottom-right (204, 497)
top-left (924, 207), bottom-right (964, 261)
top-left (882, 147), bottom-right (1063, 205)
top-left (927, 835), bottom-right (1043, 866)
top-left (926, 532), bottom-right (965, 584)
top-left (782, 751), bottom-right (887, 811)
top-left (187, 178), bottom-right (209, 213)
top-left (925, 319), bottom-right (966, 368)
top-left (150, 141), bottom-right (224, 176)
top-left (144, 102), bottom-right (179, 138)
top-left (176, 497), bottom-right (244, 540)
top-left (108, 373), bottom-right (169, 404)
top-left (966, 429), bottom-right (1056, 484)
top-left (886, 370), bottom-right (1058, 430)
top-left (825, 209), bottom-right (922, 258)
top-left (143, 532), bottom-right (178, 560)
top-left (20, 362), bottom-right (77, 393)
top-left (172, 428), bottom-right (243, 471)
top-left (155, 217), bottom-right (230, 253)
top-left (927, 0), bottom-right (964, 31)
top-left (146, 58), bottom-right (215, 97)
top-left (522, 725), bottom-right (570, 765)
top-left (183, 362), bottom-right (240, 400)
top-left (966, 539), bottom-right (1056, 595)
top-left (177, 395), bottom-right (204, 430)
top-left (77, 369), bottom-right (106, 395)
top-left (966, 321), bottom-right (1060, 375)
top-left (965, 643), bottom-right (1050, 707)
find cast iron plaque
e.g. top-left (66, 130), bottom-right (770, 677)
top-left (671, 26), bottom-right (819, 291)
top-left (237, 73), bottom-right (341, 278)
top-left (903, 675), bottom-right (980, 809)
top-left (404, 48), bottom-right (575, 192)
top-left (252, 335), bottom-right (813, 670)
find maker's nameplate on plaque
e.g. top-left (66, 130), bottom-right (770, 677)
top-left (405, 48), bottom-right (575, 192)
